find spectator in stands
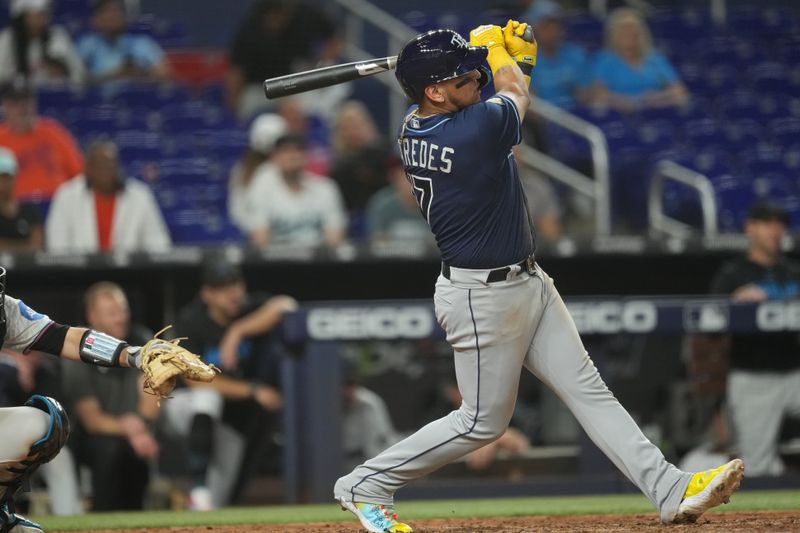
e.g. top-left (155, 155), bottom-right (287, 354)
top-left (524, 0), bottom-right (589, 108)
top-left (0, 147), bottom-right (43, 251)
top-left (341, 363), bottom-right (400, 472)
top-left (709, 201), bottom-right (800, 476)
top-left (275, 96), bottom-right (330, 176)
top-left (61, 282), bottom-right (159, 511)
top-left (0, 78), bottom-right (83, 202)
top-left (226, 0), bottom-right (342, 121)
top-left (228, 113), bottom-right (288, 234)
top-left (365, 157), bottom-right (431, 243)
top-left (77, 0), bottom-right (171, 85)
top-left (45, 139), bottom-right (171, 253)
top-left (330, 101), bottom-right (391, 215)
top-left (513, 146), bottom-right (562, 242)
top-left (168, 256), bottom-right (296, 510)
top-left (587, 8), bottom-right (689, 112)
top-left (247, 133), bottom-right (346, 248)
top-left (0, 0), bottom-right (85, 86)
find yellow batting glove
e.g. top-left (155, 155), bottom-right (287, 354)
top-left (503, 19), bottom-right (537, 88)
top-left (469, 24), bottom-right (515, 76)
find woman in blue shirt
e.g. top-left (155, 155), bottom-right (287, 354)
top-left (587, 8), bottom-right (689, 112)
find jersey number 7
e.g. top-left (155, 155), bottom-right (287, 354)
top-left (408, 174), bottom-right (433, 224)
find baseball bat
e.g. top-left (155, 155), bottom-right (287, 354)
top-left (262, 26), bottom-right (533, 100)
top-left (264, 56), bottom-right (397, 99)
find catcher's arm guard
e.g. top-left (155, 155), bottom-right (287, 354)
top-left (137, 326), bottom-right (221, 401)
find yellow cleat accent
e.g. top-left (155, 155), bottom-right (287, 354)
top-left (672, 458), bottom-right (744, 524)
top-left (683, 462), bottom-right (729, 499)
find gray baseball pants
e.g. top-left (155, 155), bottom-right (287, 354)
top-left (334, 264), bottom-right (691, 522)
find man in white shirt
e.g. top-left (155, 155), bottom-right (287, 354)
top-left (247, 133), bottom-right (346, 248)
top-left (45, 139), bottom-right (171, 253)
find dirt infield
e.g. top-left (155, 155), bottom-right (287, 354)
top-left (59, 511), bottom-right (800, 533)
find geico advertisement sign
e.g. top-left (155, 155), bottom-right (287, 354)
top-left (756, 301), bottom-right (800, 331)
top-left (307, 307), bottom-right (435, 340)
top-left (567, 301), bottom-right (657, 334)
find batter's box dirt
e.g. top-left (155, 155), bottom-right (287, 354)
top-left (58, 511), bottom-right (800, 533)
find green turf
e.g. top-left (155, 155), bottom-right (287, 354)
top-left (36, 489), bottom-right (800, 531)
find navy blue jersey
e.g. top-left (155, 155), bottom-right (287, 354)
top-left (397, 93), bottom-right (535, 269)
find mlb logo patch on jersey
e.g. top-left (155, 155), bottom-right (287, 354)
top-left (411, 118), bottom-right (420, 128)
top-left (18, 301), bottom-right (45, 321)
top-left (487, 97), bottom-right (503, 105)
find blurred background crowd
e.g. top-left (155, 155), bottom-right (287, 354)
top-left (0, 0), bottom-right (798, 518)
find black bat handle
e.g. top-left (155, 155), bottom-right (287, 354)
top-left (263, 56), bottom-right (397, 99)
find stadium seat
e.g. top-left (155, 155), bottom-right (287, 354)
top-left (717, 90), bottom-right (761, 121)
top-left (722, 120), bottom-right (764, 153)
top-left (768, 117), bottom-right (800, 147)
top-left (683, 118), bottom-right (724, 149)
top-left (691, 147), bottom-right (735, 178)
top-left (635, 121), bottom-right (677, 152)
top-left (750, 62), bottom-right (792, 94)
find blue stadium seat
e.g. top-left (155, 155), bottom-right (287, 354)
top-left (649, 7), bottom-right (712, 41)
top-left (768, 117), bottom-right (800, 147)
top-left (114, 130), bottom-right (163, 161)
top-left (636, 121), bottom-right (677, 152)
top-left (562, 14), bottom-right (604, 50)
top-left (111, 82), bottom-right (190, 109)
top-left (717, 90), bottom-right (761, 121)
top-left (750, 62), bottom-right (792, 94)
top-left (703, 64), bottom-right (739, 94)
top-left (783, 145), bottom-right (800, 173)
top-left (714, 175), bottom-right (755, 232)
top-left (683, 118), bottom-right (724, 149)
top-left (691, 147), bottom-right (735, 178)
top-left (722, 119), bottom-right (764, 152)
top-left (729, 6), bottom-right (797, 39)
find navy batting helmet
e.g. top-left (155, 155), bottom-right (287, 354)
top-left (395, 29), bottom-right (491, 101)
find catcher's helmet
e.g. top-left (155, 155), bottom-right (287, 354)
top-left (395, 29), bottom-right (491, 101)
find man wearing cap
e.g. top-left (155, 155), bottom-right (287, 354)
top-left (228, 113), bottom-right (288, 235)
top-left (523, 0), bottom-right (589, 108)
top-left (0, 147), bottom-right (43, 251)
top-left (166, 256), bottom-right (297, 510)
top-left (0, 79), bottom-right (83, 202)
top-left (247, 132), bottom-right (347, 248)
top-left (710, 201), bottom-right (800, 476)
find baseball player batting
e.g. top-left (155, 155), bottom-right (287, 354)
top-left (333, 22), bottom-right (744, 533)
top-left (0, 267), bottom-right (217, 533)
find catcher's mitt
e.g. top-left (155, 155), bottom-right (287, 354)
top-left (139, 326), bottom-right (220, 400)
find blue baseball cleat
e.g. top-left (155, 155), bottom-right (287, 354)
top-left (338, 497), bottom-right (413, 532)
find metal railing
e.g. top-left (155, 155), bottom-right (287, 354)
top-left (332, 0), bottom-right (415, 132)
top-left (648, 160), bottom-right (718, 238)
top-left (520, 97), bottom-right (612, 235)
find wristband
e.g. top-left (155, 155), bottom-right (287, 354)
top-left (126, 345), bottom-right (143, 369)
top-left (79, 329), bottom-right (128, 367)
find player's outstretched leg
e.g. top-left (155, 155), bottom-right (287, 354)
top-left (524, 270), bottom-right (744, 523)
top-left (0, 396), bottom-right (71, 533)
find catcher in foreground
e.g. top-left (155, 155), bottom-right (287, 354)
top-left (0, 267), bottom-right (218, 533)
